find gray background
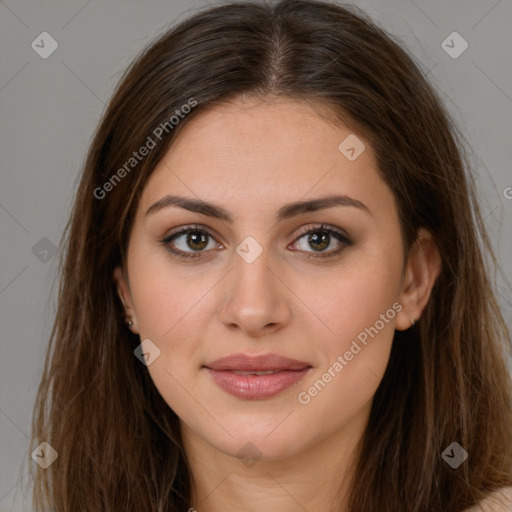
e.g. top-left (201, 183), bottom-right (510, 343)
top-left (1, 0), bottom-right (511, 510)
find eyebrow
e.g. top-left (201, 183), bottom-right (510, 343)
top-left (145, 193), bottom-right (372, 221)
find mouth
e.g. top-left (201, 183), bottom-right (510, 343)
top-left (203, 353), bottom-right (312, 399)
top-left (230, 370), bottom-right (284, 375)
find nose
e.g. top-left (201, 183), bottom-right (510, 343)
top-left (218, 245), bottom-right (292, 337)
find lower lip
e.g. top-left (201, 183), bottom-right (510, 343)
top-left (205, 367), bottom-right (311, 399)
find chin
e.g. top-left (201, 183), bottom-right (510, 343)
top-left (204, 416), bottom-right (311, 462)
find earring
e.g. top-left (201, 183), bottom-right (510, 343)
top-left (410, 316), bottom-right (415, 327)
top-left (125, 317), bottom-right (133, 327)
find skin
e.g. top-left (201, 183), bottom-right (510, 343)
top-left (114, 97), bottom-right (442, 511)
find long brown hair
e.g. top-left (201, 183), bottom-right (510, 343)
top-left (30, 1), bottom-right (512, 510)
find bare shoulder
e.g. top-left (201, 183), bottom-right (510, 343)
top-left (464, 487), bottom-right (512, 512)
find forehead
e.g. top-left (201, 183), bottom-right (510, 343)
top-left (138, 97), bottom-right (395, 222)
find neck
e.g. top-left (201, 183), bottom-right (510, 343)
top-left (181, 403), bottom-right (370, 512)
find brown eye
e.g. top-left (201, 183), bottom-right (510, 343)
top-left (305, 231), bottom-right (330, 252)
top-left (184, 231), bottom-right (209, 251)
top-left (160, 225), bottom-right (221, 259)
top-left (290, 225), bottom-right (352, 260)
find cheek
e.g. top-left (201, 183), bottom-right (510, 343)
top-left (306, 252), bottom-right (402, 352)
top-left (128, 263), bottom-right (212, 423)
top-left (297, 248), bottom-right (402, 410)
top-left (128, 244), bottom-right (213, 340)
top-left (127, 249), bottom-right (224, 393)
top-left (294, 269), bottom-right (399, 433)
top-left (131, 276), bottom-right (212, 377)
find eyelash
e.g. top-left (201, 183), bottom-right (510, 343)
top-left (159, 223), bottom-right (352, 261)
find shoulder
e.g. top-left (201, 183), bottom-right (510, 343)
top-left (464, 487), bottom-right (512, 512)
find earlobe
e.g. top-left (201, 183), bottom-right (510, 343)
top-left (395, 228), bottom-right (442, 332)
top-left (112, 266), bottom-right (139, 334)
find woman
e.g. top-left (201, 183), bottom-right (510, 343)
top-left (30, 0), bottom-right (512, 510)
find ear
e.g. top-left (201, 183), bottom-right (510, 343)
top-left (112, 266), bottom-right (139, 334)
top-left (395, 228), bottom-right (442, 331)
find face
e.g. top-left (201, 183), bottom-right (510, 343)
top-left (114, 97), bottom-right (437, 462)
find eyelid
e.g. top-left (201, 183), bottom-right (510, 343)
top-left (293, 223), bottom-right (350, 241)
top-left (163, 224), bottom-right (222, 244)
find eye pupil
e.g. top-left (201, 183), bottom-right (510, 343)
top-left (187, 231), bottom-right (208, 251)
top-left (309, 232), bottom-right (330, 251)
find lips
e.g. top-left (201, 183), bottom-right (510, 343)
top-left (204, 353), bottom-right (312, 399)
top-left (204, 353), bottom-right (311, 372)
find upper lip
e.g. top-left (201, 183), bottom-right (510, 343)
top-left (204, 353), bottom-right (311, 371)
